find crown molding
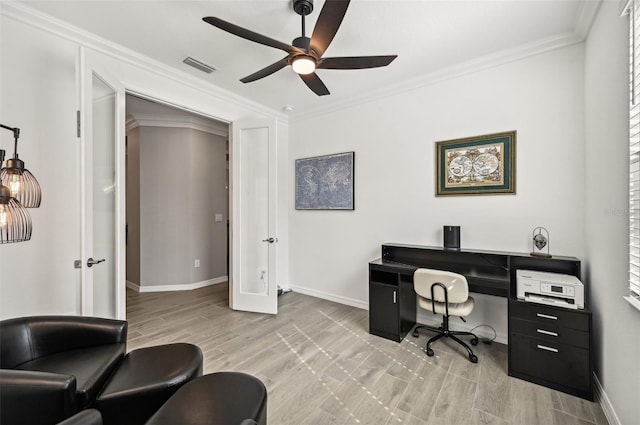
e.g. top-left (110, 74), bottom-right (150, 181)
top-left (292, 2), bottom-right (602, 122)
top-left (292, 31), bottom-right (586, 122)
top-left (127, 113), bottom-right (229, 137)
top-left (0, 2), bottom-right (288, 123)
top-left (2, 1), bottom-right (601, 125)
top-left (574, 0), bottom-right (603, 38)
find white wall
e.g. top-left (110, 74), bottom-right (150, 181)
top-left (289, 44), bottom-right (586, 342)
top-left (0, 13), bottom-right (80, 317)
top-left (0, 5), bottom-right (289, 318)
top-left (584, 2), bottom-right (640, 424)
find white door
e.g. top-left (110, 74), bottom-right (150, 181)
top-left (77, 47), bottom-right (126, 319)
top-left (230, 118), bottom-right (278, 314)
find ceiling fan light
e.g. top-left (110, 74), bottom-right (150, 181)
top-left (292, 56), bottom-right (316, 75)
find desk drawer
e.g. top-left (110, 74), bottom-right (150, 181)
top-left (510, 301), bottom-right (589, 331)
top-left (510, 317), bottom-right (589, 348)
top-left (510, 333), bottom-right (590, 392)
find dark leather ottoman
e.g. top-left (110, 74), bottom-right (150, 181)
top-left (95, 343), bottom-right (203, 425)
top-left (145, 372), bottom-right (267, 425)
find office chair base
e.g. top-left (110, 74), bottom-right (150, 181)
top-left (425, 328), bottom-right (479, 363)
top-left (411, 324), bottom-right (442, 338)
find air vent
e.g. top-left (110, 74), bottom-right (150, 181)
top-left (183, 57), bottom-right (216, 74)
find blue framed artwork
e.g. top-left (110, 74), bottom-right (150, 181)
top-left (436, 131), bottom-right (516, 196)
top-left (295, 151), bottom-right (354, 210)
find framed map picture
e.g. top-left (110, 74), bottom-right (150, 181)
top-left (295, 152), bottom-right (354, 210)
top-left (436, 131), bottom-right (516, 196)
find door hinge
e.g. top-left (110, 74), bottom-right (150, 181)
top-left (74, 260), bottom-right (82, 269)
top-left (76, 110), bottom-right (81, 138)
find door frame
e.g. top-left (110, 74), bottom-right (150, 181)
top-left (77, 46), bottom-right (127, 319)
top-left (123, 92), bottom-right (280, 315)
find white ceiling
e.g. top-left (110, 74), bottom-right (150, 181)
top-left (15, 0), bottom-right (597, 116)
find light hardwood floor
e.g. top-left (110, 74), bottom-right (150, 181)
top-left (126, 284), bottom-right (608, 425)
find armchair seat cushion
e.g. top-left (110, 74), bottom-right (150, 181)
top-left (145, 372), bottom-right (267, 425)
top-left (94, 343), bottom-right (203, 425)
top-left (16, 343), bottom-right (125, 409)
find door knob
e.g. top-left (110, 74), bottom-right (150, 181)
top-left (87, 257), bottom-right (106, 267)
top-left (262, 237), bottom-right (277, 243)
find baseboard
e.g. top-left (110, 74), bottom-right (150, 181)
top-left (289, 284), bottom-right (368, 310)
top-left (594, 373), bottom-right (621, 425)
top-left (126, 276), bottom-right (228, 293)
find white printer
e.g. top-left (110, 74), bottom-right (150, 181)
top-left (516, 269), bottom-right (584, 309)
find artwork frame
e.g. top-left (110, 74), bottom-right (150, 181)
top-left (295, 151), bottom-right (355, 210)
top-left (436, 131), bottom-right (516, 196)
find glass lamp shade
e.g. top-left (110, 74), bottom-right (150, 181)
top-left (0, 185), bottom-right (32, 243)
top-left (292, 56), bottom-right (316, 75)
top-left (1, 158), bottom-right (41, 208)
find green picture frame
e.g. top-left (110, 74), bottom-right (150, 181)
top-left (436, 131), bottom-right (516, 196)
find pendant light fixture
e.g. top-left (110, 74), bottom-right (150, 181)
top-left (0, 124), bottom-right (41, 208)
top-left (0, 149), bottom-right (32, 243)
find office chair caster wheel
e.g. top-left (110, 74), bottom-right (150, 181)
top-left (471, 337), bottom-right (479, 346)
top-left (469, 354), bottom-right (478, 363)
top-left (426, 348), bottom-right (434, 357)
top-left (412, 330), bottom-right (419, 338)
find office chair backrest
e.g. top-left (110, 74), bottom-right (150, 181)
top-left (414, 268), bottom-right (469, 304)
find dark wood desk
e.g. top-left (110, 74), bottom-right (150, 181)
top-left (368, 243), bottom-right (593, 400)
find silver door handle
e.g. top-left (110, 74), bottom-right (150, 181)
top-left (262, 237), bottom-right (277, 243)
top-left (87, 257), bottom-right (106, 267)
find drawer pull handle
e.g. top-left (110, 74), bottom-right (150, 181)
top-left (536, 313), bottom-right (558, 320)
top-left (536, 329), bottom-right (558, 337)
top-left (537, 344), bottom-right (559, 353)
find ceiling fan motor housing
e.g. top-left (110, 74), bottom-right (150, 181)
top-left (292, 36), bottom-right (311, 53)
top-left (293, 0), bottom-right (314, 16)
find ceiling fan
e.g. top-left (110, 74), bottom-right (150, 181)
top-left (203, 0), bottom-right (397, 96)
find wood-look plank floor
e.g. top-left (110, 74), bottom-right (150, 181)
top-left (126, 284), bottom-right (609, 425)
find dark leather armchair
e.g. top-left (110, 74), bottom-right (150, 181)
top-left (0, 315), bottom-right (127, 425)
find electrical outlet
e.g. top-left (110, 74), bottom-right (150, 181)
top-left (195, 259), bottom-right (200, 268)
top-left (215, 214), bottom-right (223, 222)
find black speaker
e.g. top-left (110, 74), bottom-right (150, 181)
top-left (443, 225), bottom-right (460, 250)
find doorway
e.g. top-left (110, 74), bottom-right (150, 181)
top-left (125, 94), bottom-right (230, 294)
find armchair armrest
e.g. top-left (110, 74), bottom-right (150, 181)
top-left (0, 369), bottom-right (78, 425)
top-left (57, 409), bottom-right (102, 425)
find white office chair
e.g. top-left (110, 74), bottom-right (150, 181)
top-left (412, 268), bottom-right (479, 363)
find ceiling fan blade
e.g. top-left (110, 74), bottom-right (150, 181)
top-left (240, 57), bottom-right (291, 83)
top-left (203, 17), bottom-right (303, 54)
top-left (299, 73), bottom-right (330, 96)
top-left (309, 0), bottom-right (350, 58)
top-left (318, 55), bottom-right (398, 70)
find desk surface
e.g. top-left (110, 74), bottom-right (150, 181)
top-left (373, 244), bottom-right (580, 299)
top-left (370, 257), bottom-right (509, 297)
